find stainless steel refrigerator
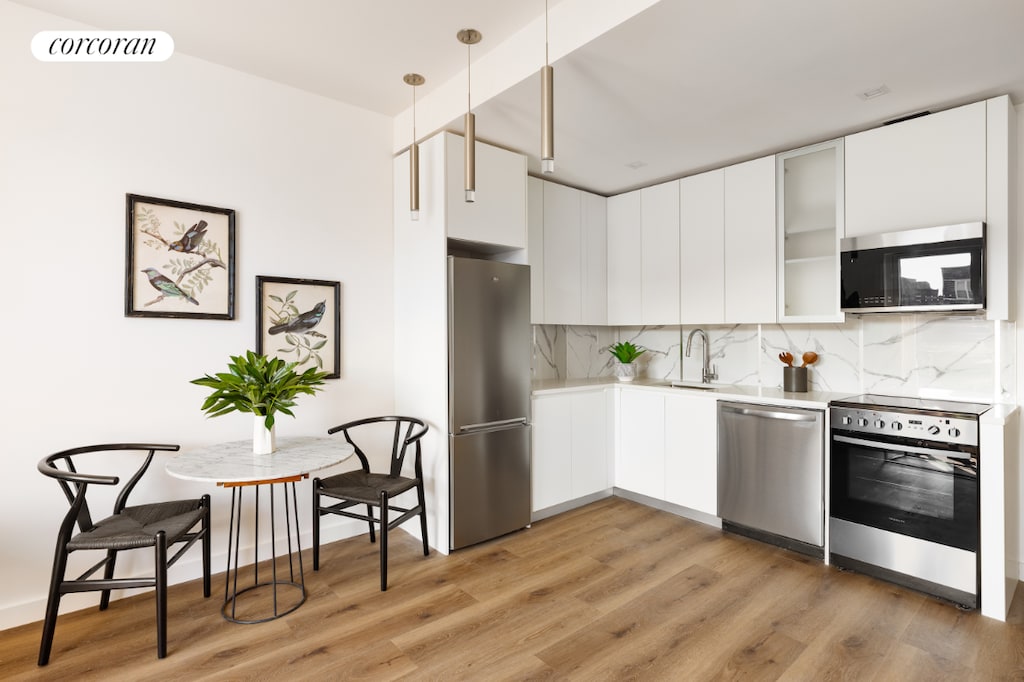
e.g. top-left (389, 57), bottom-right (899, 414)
top-left (448, 256), bottom-right (532, 550)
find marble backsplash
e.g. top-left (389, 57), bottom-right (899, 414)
top-left (533, 315), bottom-right (1015, 403)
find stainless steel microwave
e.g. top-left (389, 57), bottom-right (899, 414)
top-left (839, 222), bottom-right (985, 314)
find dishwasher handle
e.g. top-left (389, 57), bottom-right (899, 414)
top-left (720, 404), bottom-right (819, 422)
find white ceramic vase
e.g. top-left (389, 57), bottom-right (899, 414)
top-left (253, 415), bottom-right (276, 455)
top-left (613, 361), bottom-right (638, 382)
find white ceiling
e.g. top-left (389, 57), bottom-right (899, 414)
top-left (15, 0), bottom-right (1024, 196)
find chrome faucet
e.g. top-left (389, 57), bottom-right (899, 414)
top-left (685, 328), bottom-right (718, 384)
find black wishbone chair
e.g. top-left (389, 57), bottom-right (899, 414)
top-left (36, 443), bottom-right (211, 666)
top-left (312, 416), bottom-right (429, 590)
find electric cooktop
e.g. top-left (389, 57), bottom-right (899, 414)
top-left (830, 393), bottom-right (992, 417)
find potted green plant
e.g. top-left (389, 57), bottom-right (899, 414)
top-left (190, 350), bottom-right (328, 454)
top-left (607, 341), bottom-right (646, 382)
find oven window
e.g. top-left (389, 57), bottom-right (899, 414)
top-left (830, 437), bottom-right (978, 551)
top-left (847, 450), bottom-right (954, 519)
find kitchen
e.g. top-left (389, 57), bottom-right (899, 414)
top-left (3, 0), bottom-right (1024, 677)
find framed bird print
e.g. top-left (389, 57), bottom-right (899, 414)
top-left (256, 276), bottom-right (341, 379)
top-left (124, 194), bottom-right (235, 319)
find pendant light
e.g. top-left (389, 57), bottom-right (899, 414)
top-left (541, 0), bottom-right (554, 174)
top-left (457, 28), bottom-right (481, 203)
top-left (403, 73), bottom-right (424, 221)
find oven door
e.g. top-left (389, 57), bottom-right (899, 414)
top-left (830, 433), bottom-right (978, 551)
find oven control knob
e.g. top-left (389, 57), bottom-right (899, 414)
top-left (928, 425), bottom-right (941, 436)
top-left (857, 418), bottom-right (869, 427)
top-left (840, 416), bottom-right (852, 426)
top-left (873, 419), bottom-right (885, 429)
top-left (891, 422), bottom-right (903, 431)
top-left (949, 427), bottom-right (961, 438)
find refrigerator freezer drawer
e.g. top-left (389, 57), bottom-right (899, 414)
top-left (449, 425), bottom-right (531, 550)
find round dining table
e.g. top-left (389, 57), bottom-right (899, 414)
top-left (166, 436), bottom-right (354, 623)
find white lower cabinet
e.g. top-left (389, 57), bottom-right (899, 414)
top-left (616, 388), bottom-right (666, 499)
top-left (664, 392), bottom-right (718, 516)
top-left (537, 386), bottom-right (719, 520)
top-left (616, 388), bottom-right (718, 515)
top-left (532, 389), bottom-right (610, 513)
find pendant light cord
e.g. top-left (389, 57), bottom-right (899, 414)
top-left (545, 0), bottom-right (549, 66)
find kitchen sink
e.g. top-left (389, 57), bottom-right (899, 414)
top-left (670, 381), bottom-right (721, 391)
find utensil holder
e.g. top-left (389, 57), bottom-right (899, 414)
top-left (783, 366), bottom-right (808, 392)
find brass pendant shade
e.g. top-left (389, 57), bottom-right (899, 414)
top-left (458, 29), bottom-right (481, 203)
top-left (541, 64), bottom-right (554, 173)
top-left (403, 73), bottom-right (424, 221)
top-left (541, 0), bottom-right (554, 174)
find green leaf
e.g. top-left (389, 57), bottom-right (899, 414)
top-left (190, 350), bottom-right (327, 424)
top-left (608, 341), bottom-right (646, 363)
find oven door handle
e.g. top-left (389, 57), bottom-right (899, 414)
top-left (832, 434), bottom-right (976, 469)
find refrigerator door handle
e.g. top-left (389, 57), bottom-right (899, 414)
top-left (458, 417), bottom-right (528, 434)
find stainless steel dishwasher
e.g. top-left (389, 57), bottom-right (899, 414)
top-left (718, 400), bottom-right (824, 556)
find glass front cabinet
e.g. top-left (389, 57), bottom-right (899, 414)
top-left (776, 139), bottom-right (845, 322)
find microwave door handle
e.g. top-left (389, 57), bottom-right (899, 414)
top-left (832, 434), bottom-right (976, 469)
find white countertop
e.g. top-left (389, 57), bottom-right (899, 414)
top-left (532, 376), bottom-right (852, 409)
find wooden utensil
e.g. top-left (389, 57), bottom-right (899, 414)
top-left (801, 351), bottom-right (818, 367)
top-left (779, 352), bottom-right (794, 367)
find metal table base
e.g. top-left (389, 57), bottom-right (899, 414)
top-left (222, 475), bottom-right (306, 623)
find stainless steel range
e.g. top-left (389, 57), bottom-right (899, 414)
top-left (829, 394), bottom-right (991, 608)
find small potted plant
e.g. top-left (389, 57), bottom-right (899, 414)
top-left (607, 341), bottom-right (646, 382)
top-left (190, 350), bottom-right (328, 454)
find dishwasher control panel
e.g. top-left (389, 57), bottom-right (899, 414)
top-left (829, 406), bottom-right (978, 447)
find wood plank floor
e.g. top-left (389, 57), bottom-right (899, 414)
top-left (3, 497), bottom-right (1023, 680)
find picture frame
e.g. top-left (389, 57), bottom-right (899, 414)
top-left (256, 276), bottom-right (341, 379)
top-left (125, 193), bottom-right (235, 319)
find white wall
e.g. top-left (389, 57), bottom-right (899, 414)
top-left (0, 1), bottom-right (395, 629)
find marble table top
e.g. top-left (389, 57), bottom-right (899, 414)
top-left (165, 436), bottom-right (354, 484)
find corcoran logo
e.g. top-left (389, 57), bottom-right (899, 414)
top-left (31, 31), bottom-right (174, 62)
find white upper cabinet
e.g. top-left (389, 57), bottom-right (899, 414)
top-left (581, 191), bottom-right (608, 325)
top-left (641, 180), bottom-right (681, 324)
top-left (527, 177), bottom-right (545, 323)
top-left (985, 95), bottom-right (1014, 321)
top-left (777, 139), bottom-right (845, 322)
top-left (845, 101), bottom-right (986, 238)
top-left (607, 190), bottom-right (643, 326)
top-left (679, 169), bottom-right (725, 324)
top-left (445, 132), bottom-right (528, 249)
top-left (528, 177), bottom-right (607, 325)
top-left (724, 155), bottom-right (777, 323)
top-left (542, 181), bottom-right (583, 324)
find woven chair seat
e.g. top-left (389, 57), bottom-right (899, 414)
top-left (313, 416), bottom-right (429, 591)
top-left (68, 500), bottom-right (206, 551)
top-left (36, 443), bottom-right (211, 666)
top-left (318, 471), bottom-right (417, 505)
